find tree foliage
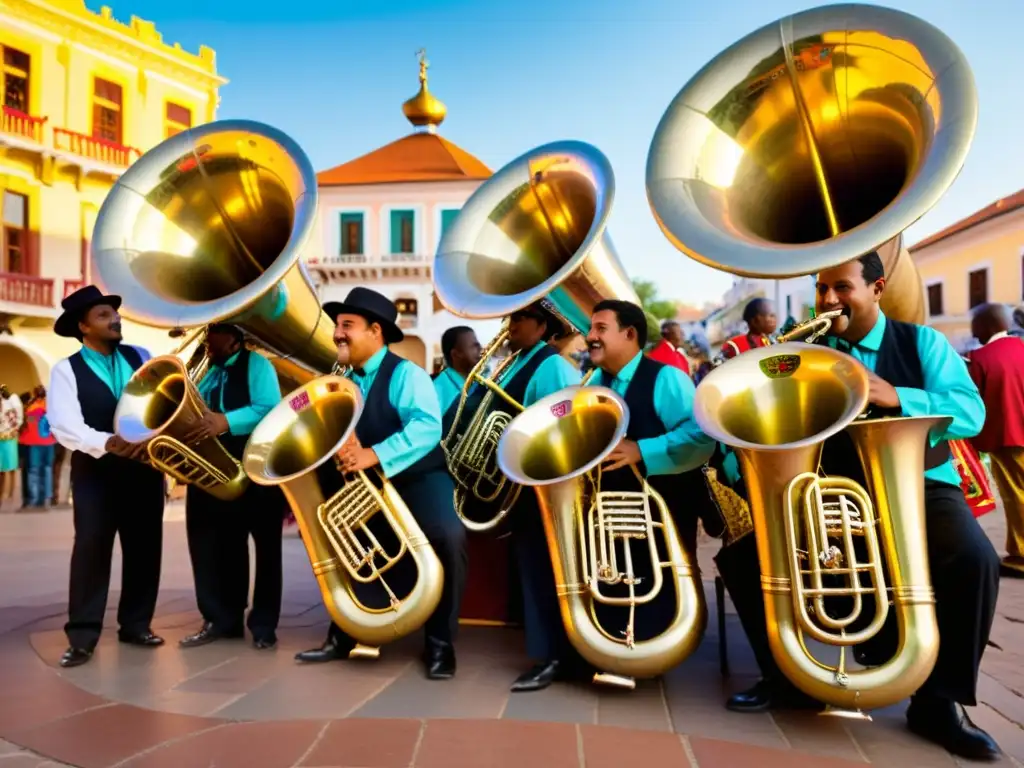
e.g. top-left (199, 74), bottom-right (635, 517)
top-left (632, 278), bottom-right (677, 345)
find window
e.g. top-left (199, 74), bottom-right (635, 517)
top-left (395, 298), bottom-right (418, 316)
top-left (164, 102), bottom-right (191, 139)
top-left (2, 191), bottom-right (28, 274)
top-left (927, 283), bottom-right (944, 317)
top-left (968, 268), bottom-right (988, 310)
top-left (339, 213), bottom-right (364, 256)
top-left (440, 208), bottom-right (459, 241)
top-left (390, 210), bottom-right (415, 254)
top-left (1, 47), bottom-right (30, 113)
top-left (92, 78), bottom-right (123, 144)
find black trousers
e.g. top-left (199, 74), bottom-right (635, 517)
top-left (327, 469), bottom-right (468, 647)
top-left (718, 480), bottom-right (1001, 706)
top-left (65, 453), bottom-right (165, 649)
top-left (186, 482), bottom-right (285, 637)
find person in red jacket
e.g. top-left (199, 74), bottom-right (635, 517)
top-left (647, 320), bottom-right (690, 375)
top-left (721, 298), bottom-right (777, 359)
top-left (968, 303), bottom-right (1024, 578)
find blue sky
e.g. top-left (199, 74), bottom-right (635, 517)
top-left (114, 0), bottom-right (1023, 306)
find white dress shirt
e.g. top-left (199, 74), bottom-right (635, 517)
top-left (47, 346), bottom-right (151, 459)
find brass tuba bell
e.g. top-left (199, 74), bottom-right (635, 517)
top-left (434, 141), bottom-right (639, 531)
top-left (693, 343), bottom-right (947, 714)
top-left (645, 4), bottom-right (978, 325)
top-left (497, 386), bottom-right (706, 689)
top-left (243, 375), bottom-right (444, 656)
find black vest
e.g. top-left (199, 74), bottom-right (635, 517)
top-left (356, 351), bottom-right (446, 487)
top-left (817, 318), bottom-right (951, 485)
top-left (204, 348), bottom-right (254, 460)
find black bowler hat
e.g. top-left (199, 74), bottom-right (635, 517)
top-left (323, 287), bottom-right (404, 344)
top-left (54, 285), bottom-right (122, 339)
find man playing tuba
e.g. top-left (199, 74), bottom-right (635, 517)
top-left (294, 288), bottom-right (467, 680)
top-left (717, 252), bottom-right (1002, 762)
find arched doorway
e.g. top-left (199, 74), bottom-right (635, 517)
top-left (0, 337), bottom-right (51, 395)
top-left (391, 335), bottom-right (427, 369)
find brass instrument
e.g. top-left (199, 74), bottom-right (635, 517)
top-left (645, 5), bottom-right (977, 326)
top-left (92, 120), bottom-right (339, 495)
top-left (497, 386), bottom-right (706, 689)
top-left (693, 343), bottom-right (948, 714)
top-left (434, 140), bottom-right (639, 531)
top-left (243, 375), bottom-right (444, 656)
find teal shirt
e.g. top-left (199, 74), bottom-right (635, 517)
top-left (499, 341), bottom-right (581, 407)
top-left (197, 350), bottom-right (281, 437)
top-left (347, 347), bottom-right (442, 478)
top-left (433, 367), bottom-right (466, 415)
top-left (591, 351), bottom-right (715, 475)
top-left (80, 344), bottom-right (151, 398)
top-left (722, 312), bottom-right (985, 488)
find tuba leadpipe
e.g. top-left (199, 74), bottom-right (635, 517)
top-left (694, 343), bottom-right (947, 714)
top-left (434, 140), bottom-right (639, 531)
top-left (497, 386), bottom-right (706, 689)
top-left (243, 375), bottom-right (444, 655)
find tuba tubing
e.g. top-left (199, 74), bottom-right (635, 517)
top-left (498, 385), bottom-right (707, 683)
top-left (243, 375), bottom-right (444, 649)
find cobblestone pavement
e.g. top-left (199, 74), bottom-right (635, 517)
top-left (0, 499), bottom-right (1020, 767)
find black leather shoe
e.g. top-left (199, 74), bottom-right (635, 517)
top-left (907, 696), bottom-right (1001, 761)
top-left (424, 637), bottom-right (456, 680)
top-left (179, 622), bottom-right (242, 649)
top-left (59, 647), bottom-right (93, 668)
top-left (726, 679), bottom-right (820, 713)
top-left (511, 661), bottom-right (561, 692)
top-left (253, 635), bottom-right (277, 650)
top-left (294, 637), bottom-right (351, 663)
top-left (118, 630), bottom-right (165, 647)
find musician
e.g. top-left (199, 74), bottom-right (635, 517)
top-left (719, 252), bottom-right (1001, 761)
top-left (433, 325), bottom-right (482, 415)
top-left (968, 303), bottom-right (1024, 578)
top-left (295, 287), bottom-right (467, 680)
top-left (179, 322), bottom-right (284, 650)
top-left (46, 286), bottom-right (166, 668)
top-left (498, 303), bottom-right (583, 692)
top-left (720, 298), bottom-right (776, 360)
top-left (647, 320), bottom-right (691, 374)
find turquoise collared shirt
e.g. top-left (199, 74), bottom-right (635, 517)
top-left (80, 344), bottom-right (151, 398)
top-left (498, 341), bottom-right (581, 407)
top-left (433, 367), bottom-right (467, 415)
top-left (591, 351), bottom-right (715, 475)
top-left (197, 350), bottom-right (281, 437)
top-left (347, 347), bottom-right (442, 479)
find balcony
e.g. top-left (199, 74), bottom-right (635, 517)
top-left (63, 279), bottom-right (86, 299)
top-left (53, 128), bottom-right (141, 170)
top-left (0, 106), bottom-right (47, 145)
top-left (308, 252), bottom-right (432, 283)
top-left (0, 273), bottom-right (55, 310)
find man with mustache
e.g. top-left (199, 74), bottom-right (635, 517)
top-left (294, 288), bottom-right (467, 680)
top-left (717, 252), bottom-right (1001, 762)
top-left (178, 323), bottom-right (284, 650)
top-left (46, 286), bottom-right (166, 668)
top-left (433, 325), bottom-right (482, 416)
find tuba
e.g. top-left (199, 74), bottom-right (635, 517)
top-left (91, 120), bottom-right (339, 496)
top-left (433, 140), bottom-right (639, 531)
top-left (497, 386), bottom-right (706, 689)
top-left (242, 374), bottom-right (444, 655)
top-left (693, 343), bottom-right (947, 713)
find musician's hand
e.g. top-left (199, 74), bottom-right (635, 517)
top-left (866, 372), bottom-right (901, 409)
top-left (183, 411), bottom-right (230, 443)
top-left (337, 444), bottom-right (379, 473)
top-left (603, 439), bottom-right (642, 472)
top-left (104, 434), bottom-right (135, 457)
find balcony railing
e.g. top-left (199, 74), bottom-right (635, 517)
top-left (0, 273), bottom-right (54, 308)
top-left (313, 252), bottom-right (430, 266)
top-left (1, 106), bottom-right (47, 144)
top-left (54, 128), bottom-right (141, 168)
top-left (63, 279), bottom-right (86, 299)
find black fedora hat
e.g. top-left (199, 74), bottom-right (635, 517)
top-left (323, 287), bottom-right (404, 344)
top-left (54, 285), bottom-right (122, 339)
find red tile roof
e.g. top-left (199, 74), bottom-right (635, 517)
top-left (317, 132), bottom-right (492, 187)
top-left (909, 188), bottom-right (1024, 252)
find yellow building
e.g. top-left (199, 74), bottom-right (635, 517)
top-left (910, 188), bottom-right (1024, 352)
top-left (0, 0), bottom-right (225, 394)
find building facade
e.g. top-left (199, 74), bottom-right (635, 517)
top-left (910, 189), bottom-right (1024, 352)
top-left (0, 0), bottom-right (225, 393)
top-left (306, 53), bottom-right (493, 371)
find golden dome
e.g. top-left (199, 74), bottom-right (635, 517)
top-left (402, 49), bottom-right (447, 132)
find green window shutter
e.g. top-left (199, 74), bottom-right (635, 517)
top-left (440, 208), bottom-right (459, 241)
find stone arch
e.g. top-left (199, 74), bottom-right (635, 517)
top-left (0, 336), bottom-right (54, 395)
top-left (391, 335), bottom-right (427, 369)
